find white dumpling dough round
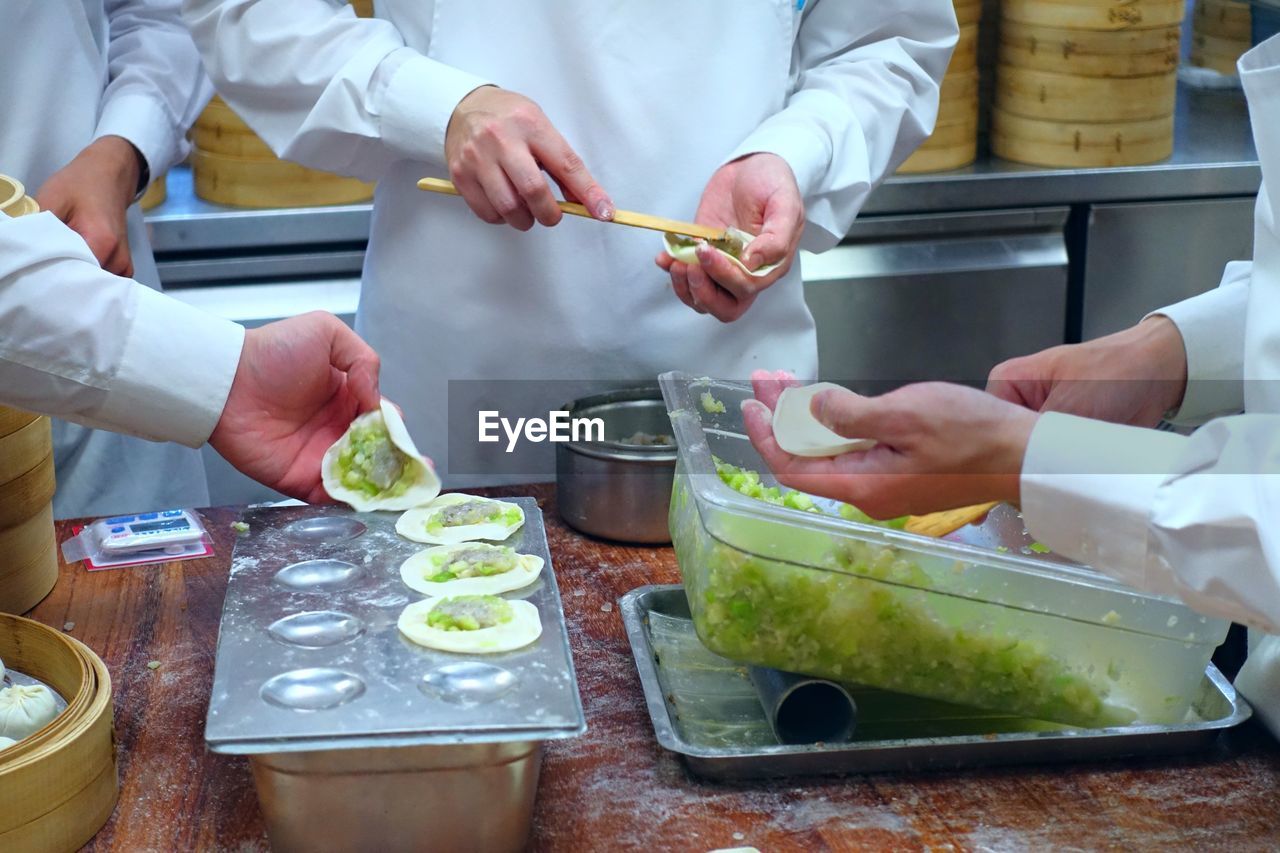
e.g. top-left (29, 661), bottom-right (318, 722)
top-left (772, 383), bottom-right (877, 458)
top-left (322, 398), bottom-right (441, 512)
top-left (0, 684), bottom-right (59, 739)
top-left (401, 543), bottom-right (543, 597)
top-left (398, 596), bottom-right (542, 654)
top-left (0, 655), bottom-right (5, 682)
top-left (396, 493), bottom-right (525, 545)
top-left (0, 736), bottom-right (17, 751)
top-left (662, 227), bottom-right (781, 279)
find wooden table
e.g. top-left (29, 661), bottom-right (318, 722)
top-left (26, 485), bottom-right (1280, 851)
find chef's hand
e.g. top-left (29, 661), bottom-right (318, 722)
top-left (209, 312), bottom-right (381, 504)
top-left (987, 316), bottom-right (1189, 428)
top-left (742, 370), bottom-right (1037, 518)
top-left (35, 136), bottom-right (142, 278)
top-left (656, 153), bottom-right (804, 323)
top-left (444, 86), bottom-right (614, 231)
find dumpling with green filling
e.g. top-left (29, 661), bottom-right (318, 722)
top-left (396, 493), bottom-right (524, 544)
top-left (322, 399), bottom-right (441, 511)
top-left (398, 594), bottom-right (542, 654)
top-left (662, 226), bottom-right (781, 279)
top-left (400, 543), bottom-right (543, 596)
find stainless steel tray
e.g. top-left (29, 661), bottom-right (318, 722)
top-left (622, 585), bottom-right (1253, 779)
top-left (206, 500), bottom-right (585, 754)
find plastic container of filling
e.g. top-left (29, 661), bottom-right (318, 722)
top-left (659, 373), bottom-right (1230, 729)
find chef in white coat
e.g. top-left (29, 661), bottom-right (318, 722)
top-left (742, 37), bottom-right (1280, 738)
top-left (1, 212), bottom-right (382, 503)
top-left (2, 0), bottom-right (213, 517)
top-left (181, 0), bottom-right (956, 482)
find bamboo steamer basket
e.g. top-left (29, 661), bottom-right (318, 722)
top-left (0, 419), bottom-right (52, 485)
top-left (898, 134), bottom-right (979, 173)
top-left (0, 407), bottom-right (57, 615)
top-left (0, 408), bottom-right (39, 440)
top-left (192, 148), bottom-right (375, 208)
top-left (191, 97), bottom-right (277, 159)
top-left (1195, 0), bottom-right (1250, 41)
top-left (1191, 30), bottom-right (1250, 74)
top-left (1002, 0), bottom-right (1186, 31)
top-left (992, 108), bottom-right (1174, 167)
top-left (350, 0), bottom-right (375, 16)
top-left (0, 454), bottom-right (55, 532)
top-left (138, 175), bottom-right (167, 211)
top-left (999, 22), bottom-right (1181, 76)
top-left (952, 23), bottom-right (980, 72)
top-left (955, 0), bottom-right (982, 26)
top-left (0, 614), bottom-right (117, 853)
top-left (996, 65), bottom-right (1177, 121)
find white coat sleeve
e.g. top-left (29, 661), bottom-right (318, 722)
top-left (182, 0), bottom-right (490, 182)
top-left (0, 214), bottom-right (244, 447)
top-left (723, 0), bottom-right (958, 252)
top-left (94, 0), bottom-right (214, 179)
top-left (1020, 411), bottom-right (1280, 635)
top-left (1150, 260), bottom-right (1251, 425)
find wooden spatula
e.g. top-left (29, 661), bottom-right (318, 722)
top-left (905, 502), bottom-right (999, 538)
top-left (417, 177), bottom-right (727, 242)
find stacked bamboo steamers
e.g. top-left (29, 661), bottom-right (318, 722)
top-left (190, 0), bottom-right (376, 208)
top-left (0, 176), bottom-right (59, 617)
top-left (1191, 0), bottom-right (1251, 74)
top-left (994, 0), bottom-right (1184, 168)
top-left (0, 176), bottom-right (116, 853)
top-left (899, 0), bottom-right (983, 173)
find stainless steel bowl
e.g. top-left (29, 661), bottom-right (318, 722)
top-left (556, 388), bottom-right (677, 544)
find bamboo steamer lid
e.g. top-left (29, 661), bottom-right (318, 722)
top-left (0, 614), bottom-right (117, 852)
top-left (0, 524), bottom-right (58, 616)
top-left (138, 175), bottom-right (167, 211)
top-left (996, 64), bottom-right (1177, 122)
top-left (0, 418), bottom-right (52, 485)
top-left (955, 0), bottom-right (982, 27)
top-left (999, 22), bottom-right (1180, 76)
top-left (992, 108), bottom-right (1174, 166)
top-left (1195, 0), bottom-right (1251, 41)
top-left (1002, 0), bottom-right (1186, 31)
top-left (192, 147), bottom-right (375, 208)
top-left (0, 455), bottom-right (55, 530)
top-left (0, 408), bottom-right (39, 440)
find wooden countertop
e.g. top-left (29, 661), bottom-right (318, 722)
top-left (26, 485), bottom-right (1280, 851)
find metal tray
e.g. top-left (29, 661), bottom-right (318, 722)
top-left (206, 500), bottom-right (585, 754)
top-left (622, 585), bottom-right (1253, 780)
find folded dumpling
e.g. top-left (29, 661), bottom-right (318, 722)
top-left (0, 684), bottom-right (58, 740)
top-left (662, 227), bottom-right (781, 279)
top-left (322, 399), bottom-right (441, 511)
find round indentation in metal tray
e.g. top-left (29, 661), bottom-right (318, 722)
top-left (420, 662), bottom-right (518, 705)
top-left (282, 516), bottom-right (367, 544)
top-left (260, 668), bottom-right (366, 711)
top-left (273, 559), bottom-right (362, 591)
top-left (268, 611), bottom-right (365, 648)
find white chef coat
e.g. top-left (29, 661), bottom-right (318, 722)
top-left (1021, 38), bottom-right (1280, 738)
top-left (0, 213), bottom-right (244, 446)
top-left (183, 0), bottom-right (956, 483)
top-left (1, 0), bottom-right (213, 517)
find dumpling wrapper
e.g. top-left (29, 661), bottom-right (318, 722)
top-left (0, 736), bottom-right (16, 750)
top-left (772, 383), bottom-right (877, 458)
top-left (662, 227), bottom-right (781, 279)
top-left (398, 597), bottom-right (542, 654)
top-left (400, 544), bottom-right (543, 597)
top-left (0, 684), bottom-right (58, 740)
top-left (396, 493), bottom-right (525, 545)
top-left (322, 399), bottom-right (441, 512)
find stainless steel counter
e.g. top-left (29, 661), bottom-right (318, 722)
top-left (146, 86), bottom-right (1260, 254)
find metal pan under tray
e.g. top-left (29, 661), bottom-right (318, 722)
top-left (622, 585), bottom-right (1252, 780)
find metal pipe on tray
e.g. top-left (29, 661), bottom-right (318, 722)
top-left (748, 667), bottom-right (859, 745)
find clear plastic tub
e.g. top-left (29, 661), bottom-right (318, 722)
top-left (659, 373), bottom-right (1229, 728)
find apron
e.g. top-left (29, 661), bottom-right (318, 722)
top-left (1, 0), bottom-right (209, 517)
top-left (370, 0), bottom-right (818, 485)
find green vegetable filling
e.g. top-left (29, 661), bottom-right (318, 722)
top-left (426, 595), bottom-right (514, 631)
top-left (426, 500), bottom-right (521, 535)
top-left (428, 545), bottom-right (519, 582)
top-left (687, 460), bottom-right (1124, 728)
top-left (714, 458), bottom-right (907, 529)
top-left (701, 391), bottom-right (728, 414)
top-left (337, 423), bottom-right (417, 498)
